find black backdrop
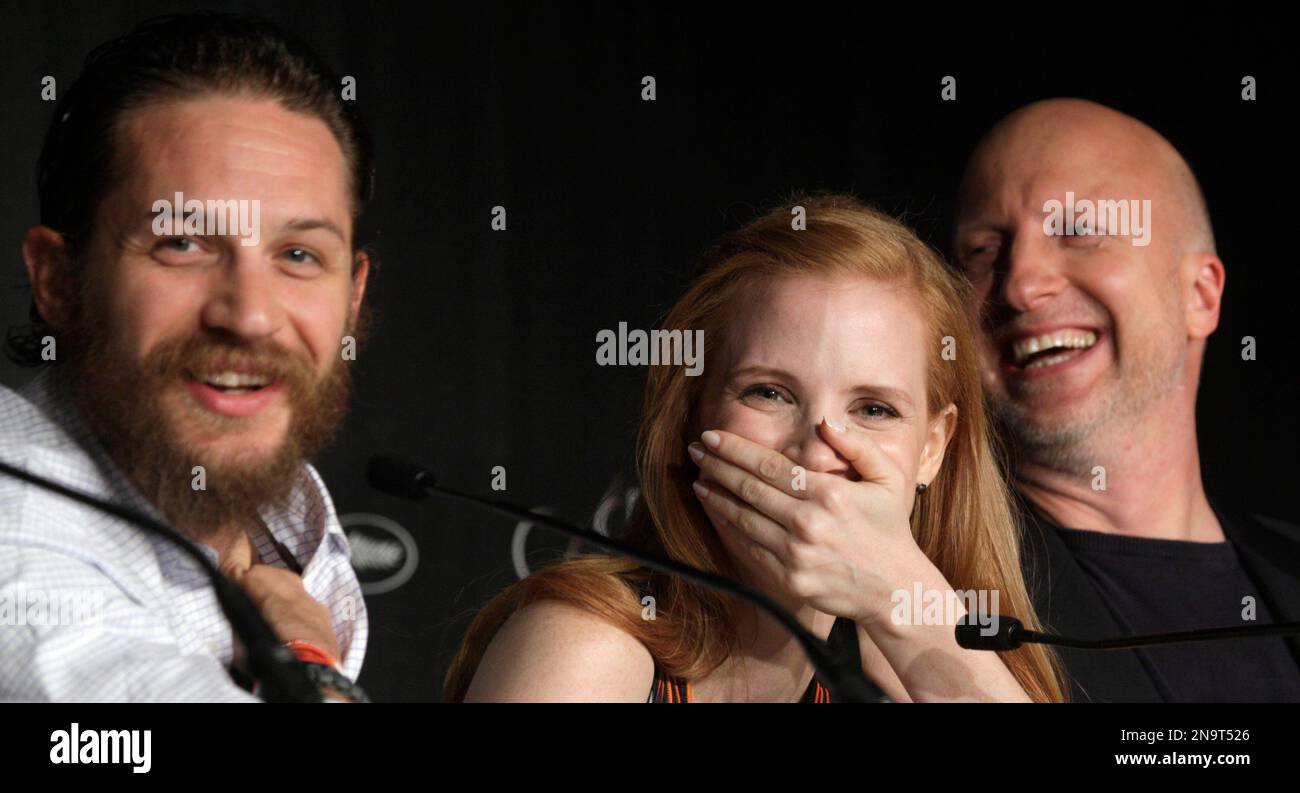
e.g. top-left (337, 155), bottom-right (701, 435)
top-left (1, 3), bottom-right (1296, 701)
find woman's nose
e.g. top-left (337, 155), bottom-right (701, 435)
top-left (783, 418), bottom-right (854, 478)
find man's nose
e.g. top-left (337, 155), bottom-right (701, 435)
top-left (199, 250), bottom-right (282, 340)
top-left (997, 231), bottom-right (1067, 313)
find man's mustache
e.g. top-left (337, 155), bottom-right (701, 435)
top-left (145, 337), bottom-right (315, 384)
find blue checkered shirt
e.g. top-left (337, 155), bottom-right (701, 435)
top-left (0, 368), bottom-right (367, 701)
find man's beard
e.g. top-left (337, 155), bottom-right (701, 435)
top-left (59, 297), bottom-right (355, 538)
top-left (989, 329), bottom-right (1185, 477)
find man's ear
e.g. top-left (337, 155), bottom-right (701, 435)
top-left (348, 249), bottom-right (371, 325)
top-left (1185, 251), bottom-right (1225, 341)
top-left (917, 403), bottom-right (958, 487)
top-left (22, 226), bottom-right (75, 331)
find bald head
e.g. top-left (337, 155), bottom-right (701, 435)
top-left (952, 98), bottom-right (1227, 477)
top-left (957, 98), bottom-right (1214, 255)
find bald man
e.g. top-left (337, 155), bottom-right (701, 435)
top-left (954, 98), bottom-right (1300, 702)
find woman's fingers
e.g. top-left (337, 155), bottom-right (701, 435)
top-left (693, 479), bottom-right (790, 558)
top-left (688, 437), bottom-right (802, 527)
top-left (696, 483), bottom-right (785, 577)
top-left (697, 430), bottom-right (810, 499)
top-left (815, 417), bottom-right (903, 489)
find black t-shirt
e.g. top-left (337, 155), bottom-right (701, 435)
top-left (1055, 525), bottom-right (1300, 702)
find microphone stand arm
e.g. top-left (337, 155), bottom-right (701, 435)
top-left (431, 484), bottom-right (888, 703)
top-left (0, 458), bottom-right (319, 703)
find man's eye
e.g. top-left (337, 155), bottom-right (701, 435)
top-left (961, 244), bottom-right (999, 270)
top-left (1063, 233), bottom-right (1103, 249)
top-left (282, 248), bottom-right (319, 265)
top-left (158, 237), bottom-right (201, 253)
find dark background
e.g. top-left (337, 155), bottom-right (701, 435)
top-left (1, 3), bottom-right (1295, 701)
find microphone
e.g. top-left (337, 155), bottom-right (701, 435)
top-left (367, 453), bottom-right (889, 703)
top-left (955, 616), bottom-right (1030, 651)
top-left (956, 614), bottom-right (1300, 651)
top-left (0, 458), bottom-right (320, 703)
top-left (367, 453), bottom-right (435, 499)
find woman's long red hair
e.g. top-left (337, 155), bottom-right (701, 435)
top-left (444, 194), bottom-right (1066, 702)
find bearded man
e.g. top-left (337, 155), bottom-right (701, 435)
top-left (0, 12), bottom-right (374, 701)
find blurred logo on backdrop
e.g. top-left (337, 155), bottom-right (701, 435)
top-left (338, 477), bottom-right (638, 591)
top-left (511, 477), bottom-right (640, 579)
top-left (339, 513), bottom-right (420, 595)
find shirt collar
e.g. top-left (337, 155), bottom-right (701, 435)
top-left (24, 366), bottom-right (341, 570)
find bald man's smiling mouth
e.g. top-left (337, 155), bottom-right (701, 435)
top-left (999, 324), bottom-right (1104, 380)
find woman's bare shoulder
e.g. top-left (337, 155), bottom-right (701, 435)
top-left (463, 598), bottom-right (657, 702)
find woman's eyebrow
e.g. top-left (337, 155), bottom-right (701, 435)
top-left (852, 384), bottom-right (915, 408)
top-left (728, 365), bottom-right (803, 386)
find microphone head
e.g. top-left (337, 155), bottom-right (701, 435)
top-left (955, 615), bottom-right (1024, 651)
top-left (367, 454), bottom-right (436, 500)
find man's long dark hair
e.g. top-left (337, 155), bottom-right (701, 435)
top-left (6, 11), bottom-right (374, 366)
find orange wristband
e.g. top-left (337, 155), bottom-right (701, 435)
top-left (285, 640), bottom-right (340, 669)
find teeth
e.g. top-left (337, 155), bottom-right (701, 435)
top-left (1025, 352), bottom-right (1076, 369)
top-left (198, 371), bottom-right (270, 388)
top-left (1011, 330), bottom-right (1097, 365)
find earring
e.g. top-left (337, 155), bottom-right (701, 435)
top-left (915, 483), bottom-right (928, 495)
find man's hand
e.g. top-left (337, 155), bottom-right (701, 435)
top-left (216, 528), bottom-right (342, 665)
top-left (233, 564), bottom-right (342, 663)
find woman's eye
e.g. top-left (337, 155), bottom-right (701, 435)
top-left (857, 402), bottom-right (899, 420)
top-left (739, 384), bottom-right (788, 404)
